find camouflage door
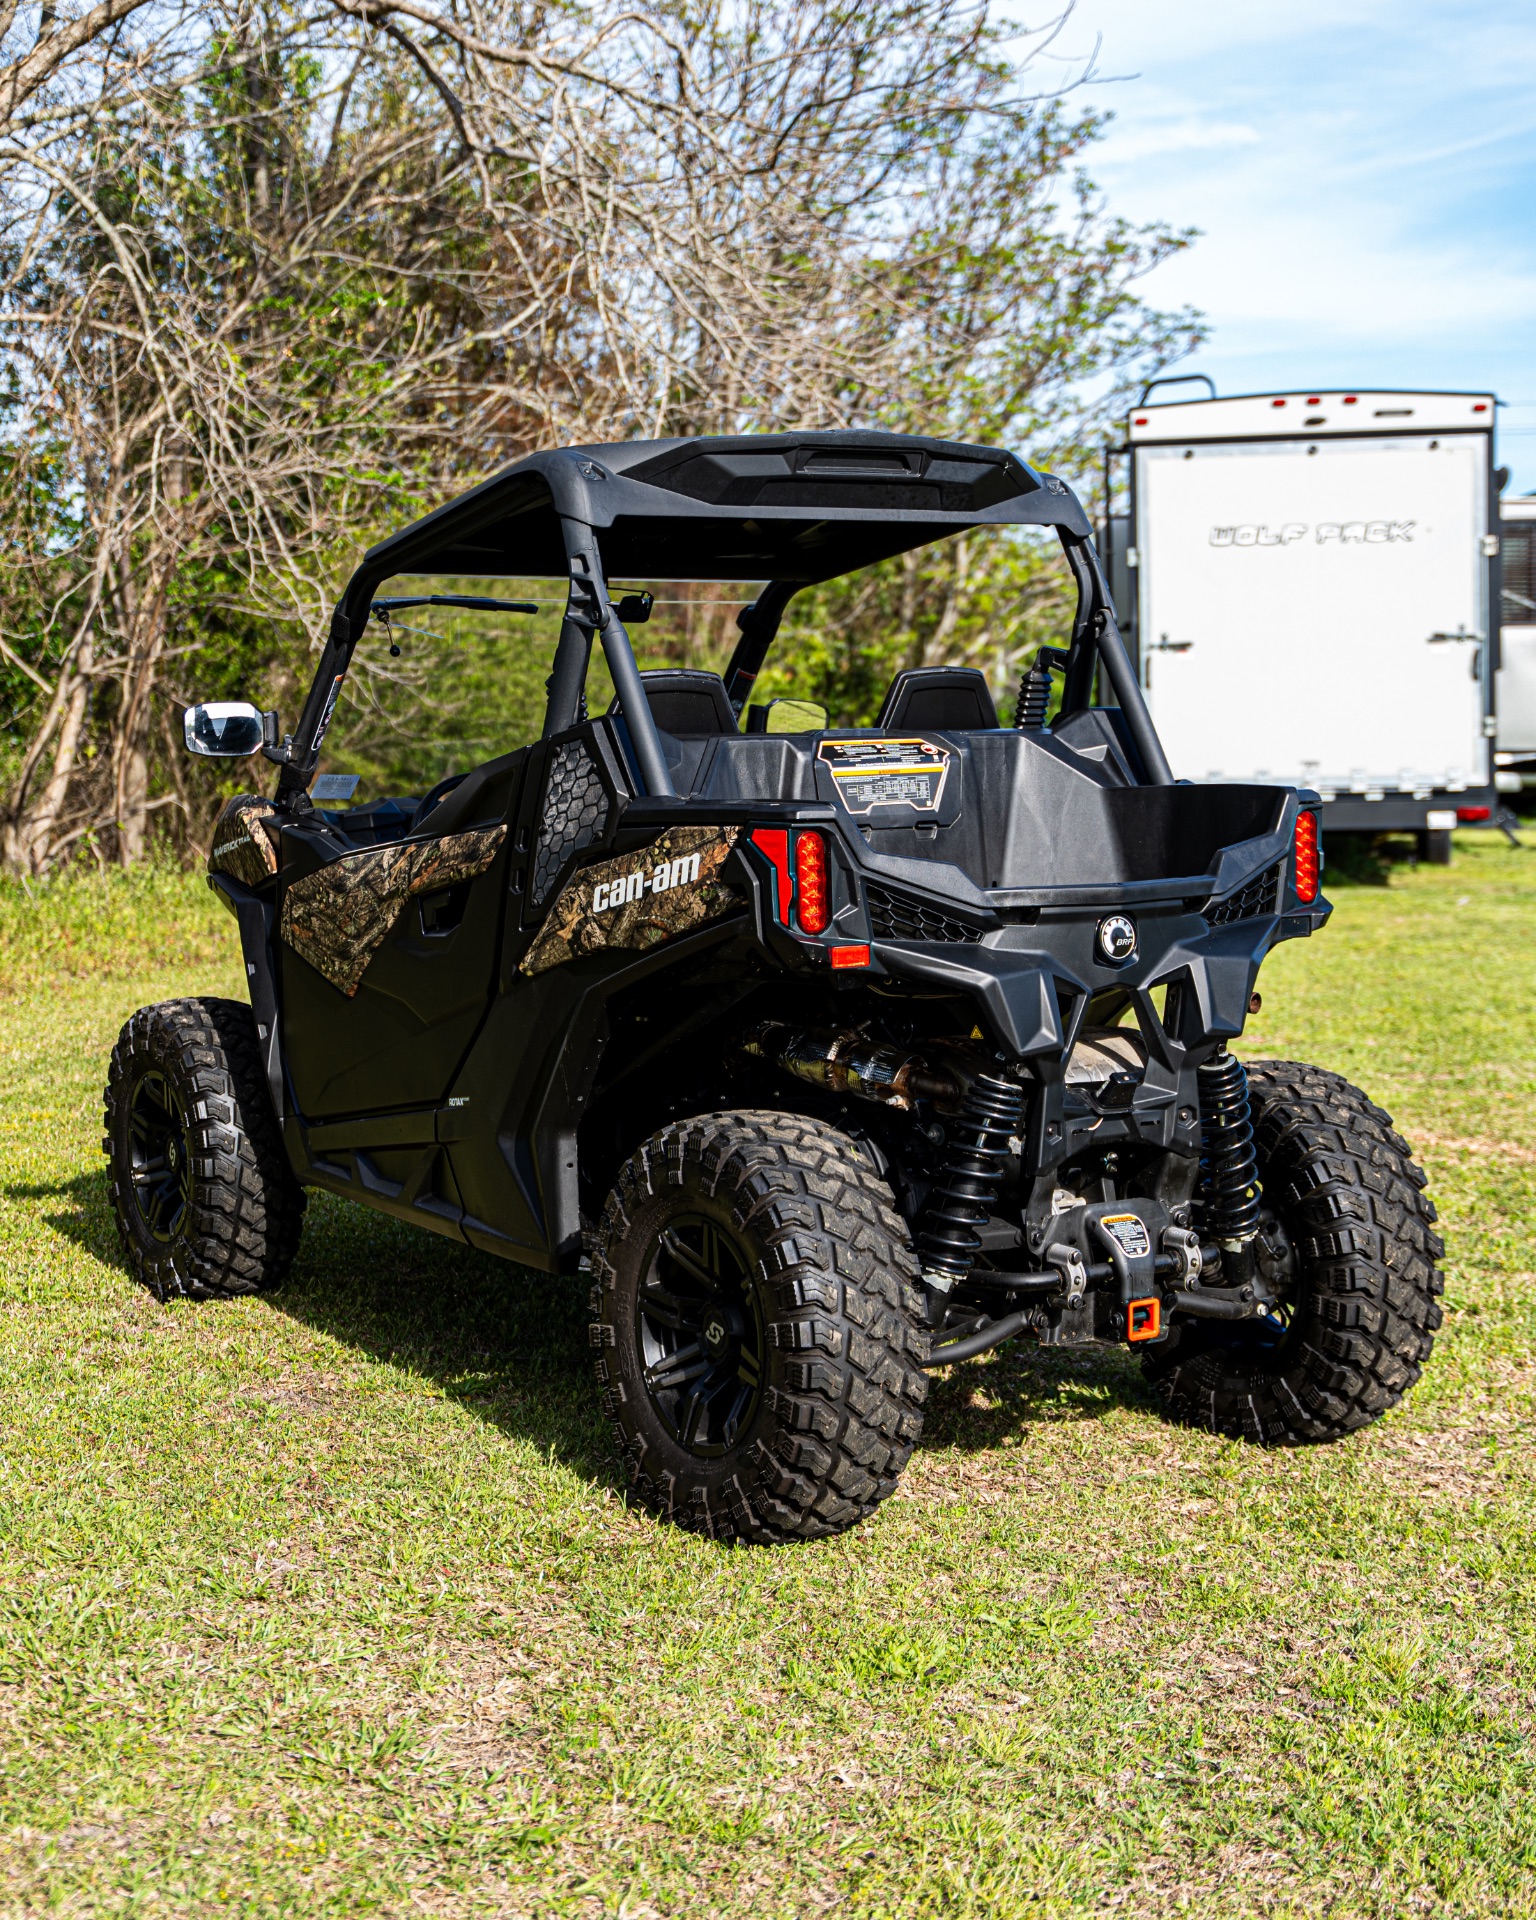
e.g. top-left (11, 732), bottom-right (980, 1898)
top-left (276, 751), bottom-right (528, 1117)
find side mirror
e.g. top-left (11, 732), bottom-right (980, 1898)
top-left (745, 698), bottom-right (829, 735)
top-left (183, 702), bottom-right (272, 758)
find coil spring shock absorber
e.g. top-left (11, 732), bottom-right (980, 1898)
top-left (917, 1071), bottom-right (1025, 1294)
top-left (1196, 1046), bottom-right (1262, 1278)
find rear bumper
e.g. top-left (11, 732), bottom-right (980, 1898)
top-left (1320, 788), bottom-right (1498, 833)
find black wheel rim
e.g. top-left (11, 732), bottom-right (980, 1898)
top-left (127, 1070), bottom-right (193, 1243)
top-left (635, 1215), bottom-right (764, 1457)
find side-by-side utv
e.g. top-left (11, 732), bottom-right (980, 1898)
top-left (105, 430), bottom-right (1444, 1542)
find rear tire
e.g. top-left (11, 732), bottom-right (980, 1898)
top-left (589, 1110), bottom-right (929, 1542)
top-left (1143, 1060), bottom-right (1444, 1444)
top-left (104, 998), bottom-right (305, 1301)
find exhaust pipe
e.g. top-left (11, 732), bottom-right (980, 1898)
top-left (744, 1023), bottom-right (963, 1111)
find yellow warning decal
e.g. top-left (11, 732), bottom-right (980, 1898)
top-left (817, 737), bottom-right (950, 814)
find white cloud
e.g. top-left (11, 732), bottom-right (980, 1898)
top-left (1100, 117), bottom-right (1261, 163)
top-left (1028, 0), bottom-right (1536, 481)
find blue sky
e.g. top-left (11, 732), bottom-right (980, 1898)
top-left (1041, 1), bottom-right (1536, 492)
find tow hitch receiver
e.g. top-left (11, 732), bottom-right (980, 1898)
top-left (1127, 1297), bottom-right (1162, 1343)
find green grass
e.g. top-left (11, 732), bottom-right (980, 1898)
top-left (1, 837), bottom-right (1534, 1917)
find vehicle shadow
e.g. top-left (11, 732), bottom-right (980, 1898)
top-left (18, 1169), bottom-right (611, 1486)
top-left (920, 1339), bottom-right (1156, 1450)
top-left (20, 1171), bottom-right (1151, 1473)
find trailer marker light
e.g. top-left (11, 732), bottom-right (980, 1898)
top-left (749, 828), bottom-right (793, 922)
top-left (1133, 415), bottom-right (1147, 425)
top-left (1292, 810), bottom-right (1320, 904)
top-left (794, 829), bottom-right (831, 935)
top-left (1308, 397), bottom-right (1321, 406)
top-left (830, 944), bottom-right (871, 970)
top-left (1457, 806), bottom-right (1491, 822)
top-left (1473, 402), bottom-right (1488, 412)
top-left (1343, 395), bottom-right (1358, 404)
top-left (1271, 398), bottom-right (1286, 408)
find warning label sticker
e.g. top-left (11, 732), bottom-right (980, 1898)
top-left (1099, 1213), bottom-right (1152, 1259)
top-left (818, 738), bottom-right (950, 814)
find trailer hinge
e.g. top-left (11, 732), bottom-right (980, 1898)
top-left (1482, 534), bottom-right (1500, 558)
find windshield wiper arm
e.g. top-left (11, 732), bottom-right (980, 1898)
top-left (371, 594), bottom-right (539, 617)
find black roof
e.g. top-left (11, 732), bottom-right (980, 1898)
top-left (360, 430), bottom-right (1091, 586)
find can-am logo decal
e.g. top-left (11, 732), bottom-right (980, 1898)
top-left (592, 853), bottom-right (702, 913)
top-left (519, 826), bottom-right (742, 976)
top-left (1210, 521), bottom-right (1415, 547)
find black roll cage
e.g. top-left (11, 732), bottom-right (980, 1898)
top-left (273, 430), bottom-right (1172, 804)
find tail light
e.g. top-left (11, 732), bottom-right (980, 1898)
top-left (1457, 806), bottom-right (1490, 823)
top-left (1292, 810), bottom-right (1320, 904)
top-left (794, 830), bottom-right (830, 934)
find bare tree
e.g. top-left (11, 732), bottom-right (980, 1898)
top-left (0, 0), bottom-right (1201, 870)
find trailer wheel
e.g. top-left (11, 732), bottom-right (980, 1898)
top-left (104, 998), bottom-right (305, 1301)
top-left (1143, 1061), bottom-right (1443, 1444)
top-left (589, 1111), bottom-right (929, 1542)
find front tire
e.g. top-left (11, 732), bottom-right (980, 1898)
top-left (1144, 1060), bottom-right (1444, 1443)
top-left (105, 998), bottom-right (305, 1301)
top-left (589, 1111), bottom-right (929, 1542)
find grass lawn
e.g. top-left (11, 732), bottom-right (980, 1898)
top-left (0, 840), bottom-right (1533, 1918)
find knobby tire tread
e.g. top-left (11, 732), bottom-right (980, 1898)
top-left (1144, 1059), bottom-right (1444, 1444)
top-left (105, 997), bottom-right (305, 1302)
top-left (590, 1110), bottom-right (929, 1543)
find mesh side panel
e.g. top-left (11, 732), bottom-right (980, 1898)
top-left (531, 740), bottom-right (609, 905)
top-left (865, 882), bottom-right (985, 944)
top-left (1205, 861), bottom-right (1283, 925)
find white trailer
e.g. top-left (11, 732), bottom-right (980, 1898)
top-left (1114, 388), bottom-right (1501, 849)
top-left (1495, 493), bottom-right (1536, 770)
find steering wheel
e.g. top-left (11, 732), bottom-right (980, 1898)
top-left (409, 771), bottom-right (469, 834)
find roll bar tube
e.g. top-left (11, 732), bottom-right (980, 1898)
top-left (723, 581), bottom-right (800, 712)
top-left (276, 516), bottom-right (679, 805)
top-left (1061, 531), bottom-right (1174, 786)
top-left (559, 519), bottom-right (676, 798)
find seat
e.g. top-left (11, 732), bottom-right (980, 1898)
top-left (408, 748), bottom-right (527, 838)
top-left (877, 666), bottom-right (999, 732)
top-left (609, 669), bottom-right (738, 736)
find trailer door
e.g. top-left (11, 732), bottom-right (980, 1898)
top-left (1135, 434), bottom-right (1488, 792)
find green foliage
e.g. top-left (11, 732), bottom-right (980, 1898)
top-left (752, 530), bottom-right (1072, 725)
top-left (0, 859), bottom-right (232, 997)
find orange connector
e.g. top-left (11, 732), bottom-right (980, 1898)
top-left (1126, 1297), bottom-right (1161, 1343)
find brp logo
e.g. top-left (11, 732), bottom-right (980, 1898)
top-left (1097, 914), bottom-right (1138, 966)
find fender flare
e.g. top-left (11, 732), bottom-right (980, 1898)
top-left (209, 874), bottom-right (285, 1125)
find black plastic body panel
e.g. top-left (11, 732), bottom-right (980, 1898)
top-left (254, 702), bottom-right (1324, 1277)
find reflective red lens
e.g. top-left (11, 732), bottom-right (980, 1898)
top-left (1457, 806), bottom-right (1491, 822)
top-left (794, 830), bottom-right (830, 935)
top-left (1293, 810), bottom-right (1320, 904)
top-left (749, 827), bottom-right (792, 922)
top-left (830, 944), bottom-right (870, 970)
